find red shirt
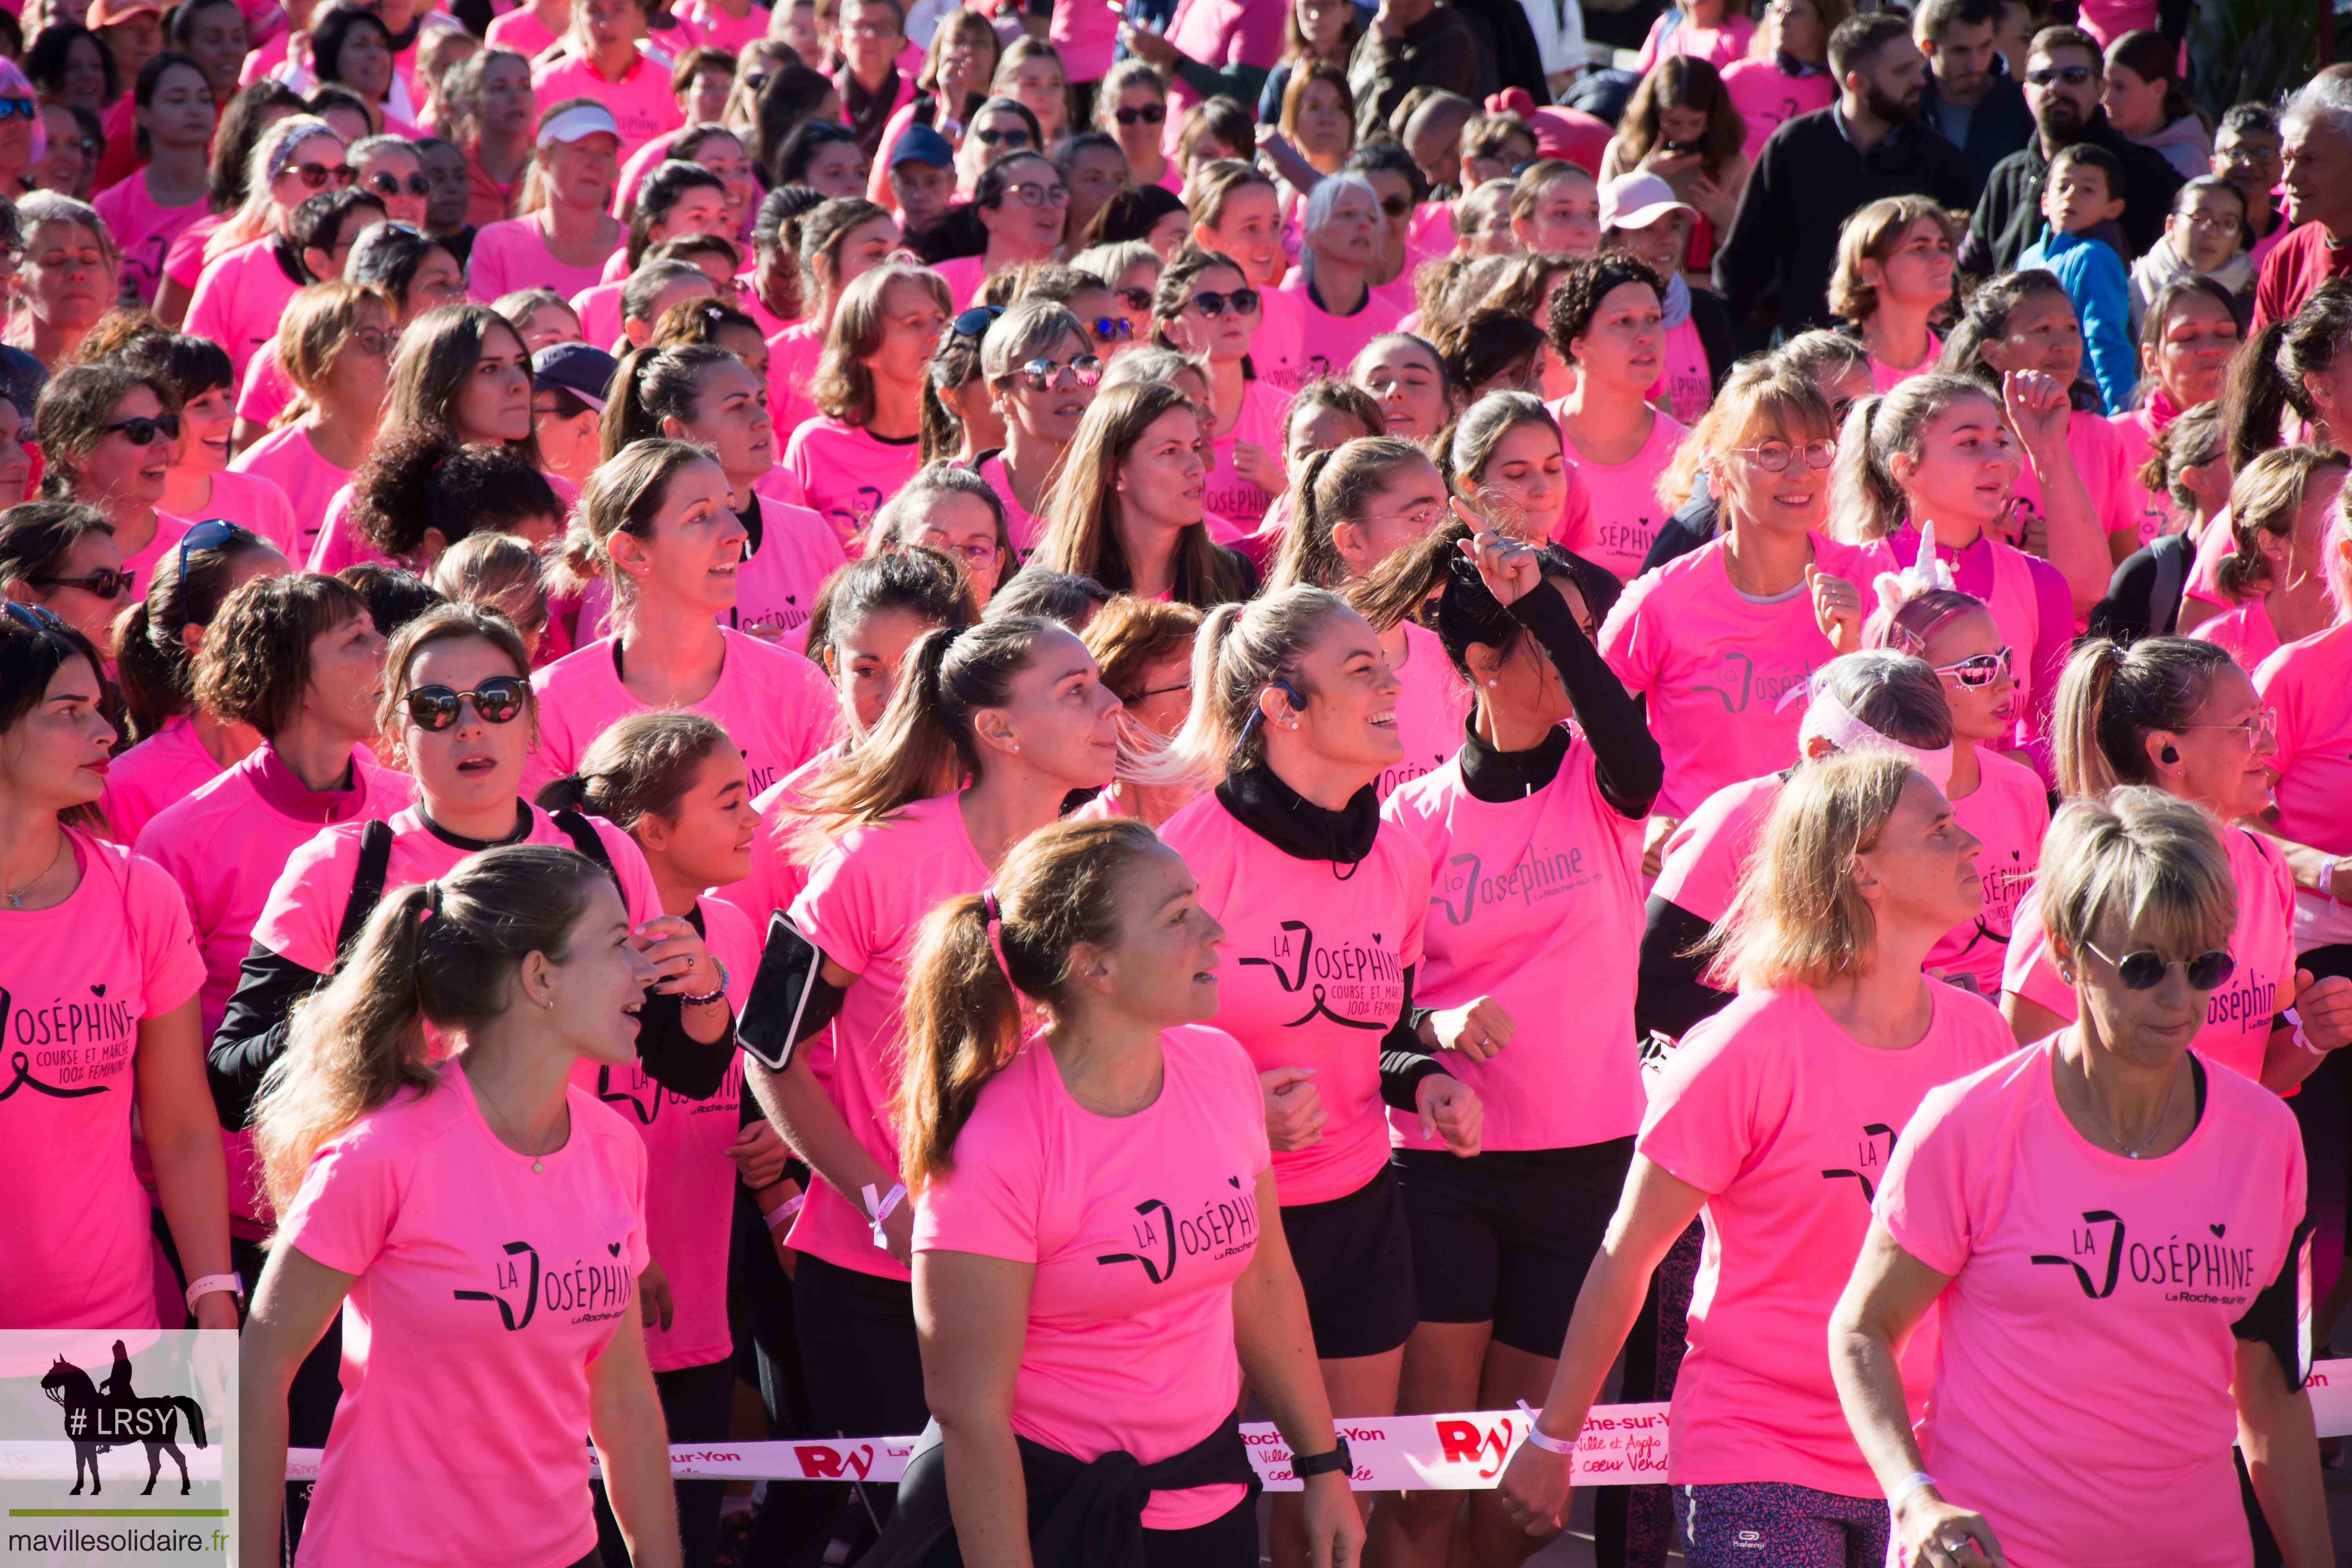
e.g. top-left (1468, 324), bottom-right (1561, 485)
top-left (2251, 220), bottom-right (2352, 330)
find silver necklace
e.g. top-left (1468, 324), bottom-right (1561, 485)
top-left (5, 838), bottom-right (64, 909)
top-left (2088, 1058), bottom-right (2180, 1159)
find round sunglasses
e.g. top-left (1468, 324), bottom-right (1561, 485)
top-left (368, 171), bottom-right (433, 197)
top-left (1186, 287), bottom-right (1261, 319)
top-left (403, 675), bottom-right (530, 731)
top-left (2078, 941), bottom-right (2235, 993)
top-left (292, 162), bottom-right (356, 191)
top-left (1014, 354), bottom-right (1103, 391)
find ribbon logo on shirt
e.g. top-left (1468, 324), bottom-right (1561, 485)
top-left (0, 988), bottom-right (118, 1101)
top-left (1238, 922), bottom-right (1399, 1031)
top-left (1095, 1198), bottom-right (1178, 1284)
top-left (2031, 1210), bottom-right (2126, 1300)
top-left (453, 1240), bottom-right (542, 1331)
top-left (1819, 1123), bottom-right (1898, 1203)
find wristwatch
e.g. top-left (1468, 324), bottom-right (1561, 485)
top-left (1293, 1437), bottom-right (1353, 1480)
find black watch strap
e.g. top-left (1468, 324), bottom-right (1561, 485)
top-left (1292, 1436), bottom-right (1352, 1480)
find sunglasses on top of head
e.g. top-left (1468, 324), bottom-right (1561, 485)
top-left (403, 675), bottom-right (530, 731)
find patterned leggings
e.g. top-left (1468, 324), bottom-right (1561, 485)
top-left (1675, 1481), bottom-right (1891, 1568)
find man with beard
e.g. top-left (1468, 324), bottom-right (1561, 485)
top-left (2252, 72), bottom-right (2352, 328)
top-left (1714, 13), bottom-right (1975, 342)
top-left (1914, 0), bottom-right (2034, 194)
top-left (1957, 24), bottom-right (2181, 274)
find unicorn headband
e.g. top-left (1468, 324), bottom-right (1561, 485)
top-left (1797, 675), bottom-right (1955, 790)
top-left (1867, 558), bottom-right (1973, 655)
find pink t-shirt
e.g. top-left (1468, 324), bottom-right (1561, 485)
top-left (1652, 319), bottom-right (1711, 427)
top-left (1557, 408), bottom-right (1688, 583)
top-left (184, 466), bottom-right (303, 559)
top-left (101, 714), bottom-right (226, 846)
top-left (787, 791), bottom-right (991, 1279)
top-left (928, 254), bottom-right (986, 312)
top-left (2013, 410), bottom-right (2156, 562)
top-left (1203, 379), bottom-right (1294, 529)
top-left (483, 4), bottom-right (561, 58)
top-left (1157, 790), bottom-right (1430, 1205)
top-left (1281, 274), bottom-right (1405, 386)
top-left (93, 172), bottom-right (209, 307)
top-left (2105, 405), bottom-right (2175, 546)
top-left (1639, 983), bottom-right (2014, 1495)
top-left (1636, 10), bottom-right (1757, 70)
top-left (1719, 57), bottom-right (1836, 163)
top-left (305, 484), bottom-right (387, 576)
top-left (2254, 623), bottom-right (2352, 949)
top-left (766, 319), bottom-right (823, 446)
top-left (573, 893), bottom-right (757, 1373)
top-left (233, 347), bottom-right (299, 430)
top-left (528, 628), bottom-right (839, 800)
top-left (1867, 332), bottom-right (1944, 395)
top-left (571, 279), bottom-right (626, 352)
top-left (1381, 728), bottom-right (1648, 1151)
top-left (2001, 823), bottom-right (2292, 1085)
top-left (185, 237), bottom-right (301, 381)
top-left (912, 1024), bottom-right (1269, 1527)
top-left (1875, 1035), bottom-right (2303, 1568)
top-left (784, 416), bottom-right (924, 552)
top-left (671, 0), bottom-right (771, 54)
top-left (2185, 502), bottom-right (2238, 608)
top-left (1251, 284), bottom-right (1307, 393)
top-left (1381, 620), bottom-right (1470, 801)
top-left (532, 50), bottom-right (684, 163)
top-left (1601, 534), bottom-right (1878, 820)
top-left (468, 215), bottom-right (622, 306)
top-left (2189, 597), bottom-right (2281, 673)
top-left (1929, 749), bottom-right (2048, 999)
top-left (119, 513), bottom-right (194, 608)
top-left (1048, 0), bottom-right (1123, 80)
top-left (975, 450), bottom-right (1049, 558)
top-left (162, 213), bottom-right (226, 293)
top-left (1160, 0), bottom-right (1287, 114)
top-left (735, 486), bottom-right (846, 640)
top-left (0, 830), bottom-right (204, 1331)
top-left (254, 804), bottom-right (664, 975)
top-left (1652, 771), bottom-right (1782, 926)
top-left (229, 423), bottom-right (354, 561)
top-left (277, 1067), bottom-right (650, 1568)
top-left (714, 746), bottom-right (838, 938)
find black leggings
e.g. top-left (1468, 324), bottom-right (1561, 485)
top-left (727, 1173), bottom-right (841, 1568)
top-left (591, 1357), bottom-right (735, 1568)
top-left (230, 1233), bottom-right (343, 1565)
top-left (795, 1252), bottom-right (930, 1558)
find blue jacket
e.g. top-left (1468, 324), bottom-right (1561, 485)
top-left (2017, 225), bottom-right (2137, 415)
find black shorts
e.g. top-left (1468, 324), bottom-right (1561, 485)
top-left (1282, 1166), bottom-right (1416, 1360)
top-left (1392, 1136), bottom-right (1635, 1357)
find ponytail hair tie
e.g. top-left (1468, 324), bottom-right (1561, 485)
top-left (423, 881), bottom-right (445, 920)
top-left (981, 891), bottom-right (1002, 926)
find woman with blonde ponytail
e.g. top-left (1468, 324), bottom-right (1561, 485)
top-left (239, 844), bottom-right (685, 1568)
top-left (736, 612), bottom-right (1122, 1543)
top-left (1996, 635), bottom-right (2352, 1096)
top-left (1153, 583), bottom-right (1489, 1566)
top-left (865, 817), bottom-right (1363, 1567)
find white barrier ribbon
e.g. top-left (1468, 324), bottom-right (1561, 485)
top-left (267, 1357), bottom-right (2352, 1488)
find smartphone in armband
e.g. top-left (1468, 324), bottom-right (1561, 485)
top-left (738, 912), bottom-right (824, 1071)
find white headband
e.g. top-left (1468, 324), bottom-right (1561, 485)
top-left (1799, 687), bottom-right (1955, 791)
top-left (538, 103), bottom-right (621, 149)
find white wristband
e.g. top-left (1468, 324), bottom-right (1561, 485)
top-left (1515, 1401), bottom-right (1577, 1455)
top-left (861, 1181), bottom-right (907, 1249)
top-left (2286, 1009), bottom-right (2328, 1058)
top-left (764, 1192), bottom-right (806, 1232)
top-left (1889, 1470), bottom-right (1937, 1510)
top-left (185, 1273), bottom-right (243, 1314)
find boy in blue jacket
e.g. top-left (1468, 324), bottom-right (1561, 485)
top-left (2016, 142), bottom-right (2139, 413)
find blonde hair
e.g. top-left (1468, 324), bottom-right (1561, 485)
top-left (2051, 636), bottom-right (2237, 800)
top-left (1828, 372), bottom-right (2000, 543)
top-left (1706, 749), bottom-right (1918, 991)
top-left (1140, 585), bottom-right (1352, 789)
top-left (2036, 787), bottom-right (2236, 971)
top-left (1661, 358), bottom-right (1837, 512)
top-left (273, 281), bottom-right (392, 424)
top-left (213, 115), bottom-right (341, 258)
top-left (555, 437), bottom-right (721, 623)
top-left (2216, 445), bottom-right (2349, 603)
top-left (430, 530), bottom-right (548, 629)
top-left (252, 844), bottom-right (613, 1214)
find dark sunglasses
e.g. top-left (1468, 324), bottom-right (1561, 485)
top-left (2025, 64), bottom-right (2094, 87)
top-left (293, 162), bottom-right (356, 190)
top-left (1930, 646), bottom-right (2013, 688)
top-left (28, 567), bottom-right (132, 599)
top-left (1112, 102), bottom-right (1166, 126)
top-left (2079, 941), bottom-right (2235, 993)
top-left (949, 303), bottom-right (1004, 339)
top-left (1089, 316), bottom-right (1135, 342)
top-left (104, 414), bottom-right (181, 446)
top-left (1379, 194), bottom-right (1411, 218)
top-left (1112, 285), bottom-right (1153, 312)
top-left (1186, 287), bottom-right (1260, 319)
top-left (972, 126), bottom-right (1031, 147)
top-left (368, 171), bottom-right (432, 197)
top-left (403, 675), bottom-right (530, 731)
top-left (0, 96), bottom-right (33, 122)
top-left (1014, 353), bottom-right (1103, 390)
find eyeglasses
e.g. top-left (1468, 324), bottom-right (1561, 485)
top-left (3, 601), bottom-right (70, 634)
top-left (352, 325), bottom-right (398, 357)
top-left (1014, 353), bottom-right (1102, 390)
top-left (403, 675), bottom-right (530, 731)
top-left (1112, 285), bottom-right (1153, 312)
top-left (2178, 210), bottom-right (2238, 234)
top-left (918, 534), bottom-right (996, 565)
top-left (291, 162), bottom-right (355, 190)
top-left (1005, 181), bottom-right (1069, 209)
top-left (2025, 64), bottom-right (2094, 87)
top-left (0, 96), bottom-right (31, 122)
top-left (743, 71), bottom-right (771, 93)
top-left (972, 126), bottom-right (1031, 148)
top-left (2185, 706), bottom-right (2278, 747)
top-left (949, 304), bottom-right (1004, 340)
top-left (368, 171), bottom-right (432, 197)
top-left (1733, 437), bottom-right (1837, 471)
top-left (27, 567), bottom-right (132, 599)
top-left (1089, 316), bottom-right (1135, 342)
top-left (1186, 287), bottom-right (1261, 319)
top-left (103, 414), bottom-right (181, 445)
top-left (2078, 941), bottom-right (2236, 993)
top-left (1112, 103), bottom-right (1166, 126)
top-left (1929, 646), bottom-right (2012, 688)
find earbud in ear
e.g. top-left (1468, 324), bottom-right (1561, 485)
top-left (2160, 745), bottom-right (2180, 764)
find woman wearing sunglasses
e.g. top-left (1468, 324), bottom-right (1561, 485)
top-left (1863, 567), bottom-right (2050, 1001)
top-left (785, 260), bottom-right (946, 551)
top-left (1094, 58), bottom-right (1177, 194)
top-left (949, 94), bottom-right (1040, 198)
top-left (341, 133), bottom-right (426, 227)
top-left (9, 189), bottom-right (119, 370)
top-left (1996, 636), bottom-right (2341, 1100)
top-left (102, 518), bottom-right (288, 840)
top-left (1151, 244), bottom-right (1294, 530)
top-left (1187, 161), bottom-right (1305, 393)
top-left (1837, 372), bottom-right (2092, 785)
top-left (970, 299), bottom-right (1099, 558)
top-left (0, 499), bottom-right (131, 651)
top-left (33, 361), bottom-right (199, 591)
top-left (184, 114), bottom-right (348, 382)
top-left (0, 601), bottom-right (234, 1337)
top-left (601, 345), bottom-right (846, 643)
top-left (99, 330), bottom-right (291, 559)
top-left (765, 195), bottom-right (897, 444)
top-left (1831, 787), bottom-right (2327, 1568)
top-left (90, 51), bottom-right (213, 308)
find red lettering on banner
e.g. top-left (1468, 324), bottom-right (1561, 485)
top-left (794, 1446), bottom-right (844, 1478)
top-left (1436, 1421), bottom-right (1481, 1464)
